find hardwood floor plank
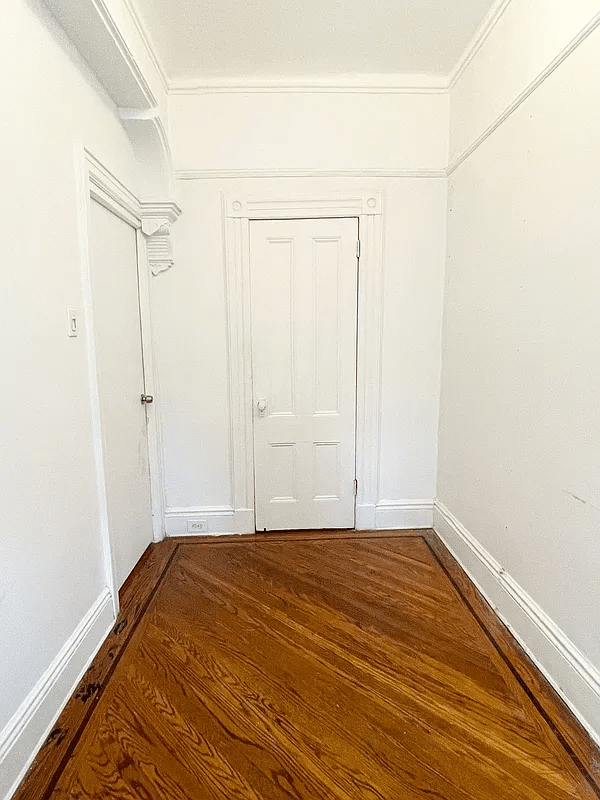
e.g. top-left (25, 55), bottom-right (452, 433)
top-left (166, 544), bottom-right (589, 798)
top-left (151, 598), bottom-right (539, 799)
top-left (12, 531), bottom-right (600, 799)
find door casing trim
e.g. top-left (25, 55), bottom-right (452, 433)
top-left (222, 191), bottom-right (384, 532)
top-left (75, 145), bottom-right (165, 611)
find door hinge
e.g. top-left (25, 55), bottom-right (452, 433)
top-left (354, 478), bottom-right (358, 497)
top-left (356, 240), bottom-right (361, 259)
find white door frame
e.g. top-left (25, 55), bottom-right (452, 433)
top-left (74, 146), bottom-right (169, 612)
top-left (222, 190), bottom-right (384, 533)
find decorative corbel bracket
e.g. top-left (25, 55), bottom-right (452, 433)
top-left (139, 200), bottom-right (182, 276)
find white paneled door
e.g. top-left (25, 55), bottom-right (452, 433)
top-left (250, 218), bottom-right (359, 531)
top-left (89, 199), bottom-right (153, 587)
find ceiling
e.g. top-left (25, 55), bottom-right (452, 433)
top-left (132, 0), bottom-right (498, 85)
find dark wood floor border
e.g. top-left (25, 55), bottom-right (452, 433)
top-left (13, 540), bottom-right (181, 800)
top-left (422, 531), bottom-right (600, 796)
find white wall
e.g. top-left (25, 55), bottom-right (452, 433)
top-left (0, 0), bottom-right (139, 793)
top-left (155, 91), bottom-right (448, 533)
top-left (438, 1), bottom-right (600, 738)
top-left (169, 91), bottom-right (449, 173)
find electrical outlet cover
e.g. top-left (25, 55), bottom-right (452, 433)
top-left (187, 519), bottom-right (208, 533)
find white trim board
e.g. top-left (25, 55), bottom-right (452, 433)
top-left (42, 0), bottom-right (157, 109)
top-left (165, 502), bottom-right (432, 535)
top-left (356, 501), bottom-right (434, 530)
top-left (168, 74), bottom-right (447, 94)
top-left (0, 590), bottom-right (114, 800)
top-left (447, 0), bottom-right (513, 89)
top-left (164, 506), bottom-right (254, 536)
top-left (373, 500), bottom-right (434, 530)
top-left (175, 169), bottom-right (447, 180)
top-left (121, 0), bottom-right (169, 92)
top-left (434, 501), bottom-right (600, 745)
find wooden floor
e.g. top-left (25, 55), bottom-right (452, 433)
top-left (15, 531), bottom-right (600, 799)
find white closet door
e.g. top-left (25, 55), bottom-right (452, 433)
top-left (250, 217), bottom-right (359, 531)
top-left (90, 199), bottom-right (153, 586)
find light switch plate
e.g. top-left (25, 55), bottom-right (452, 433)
top-left (67, 309), bottom-right (78, 338)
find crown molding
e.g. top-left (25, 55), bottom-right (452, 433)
top-left (121, 0), bottom-right (170, 92)
top-left (42, 0), bottom-right (157, 108)
top-left (93, 0), bottom-right (157, 107)
top-left (139, 199), bottom-right (182, 222)
top-left (448, 0), bottom-right (514, 89)
top-left (175, 168), bottom-right (447, 181)
top-left (168, 74), bottom-right (449, 95)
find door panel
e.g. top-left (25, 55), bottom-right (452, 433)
top-left (250, 218), bottom-right (358, 531)
top-left (89, 199), bottom-right (153, 587)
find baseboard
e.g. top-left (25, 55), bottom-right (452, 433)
top-left (356, 500), bottom-right (433, 530)
top-left (375, 500), bottom-right (434, 530)
top-left (355, 503), bottom-right (376, 530)
top-left (166, 502), bottom-right (433, 534)
top-left (0, 589), bottom-right (115, 800)
top-left (164, 506), bottom-right (255, 536)
top-left (434, 501), bottom-right (600, 745)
